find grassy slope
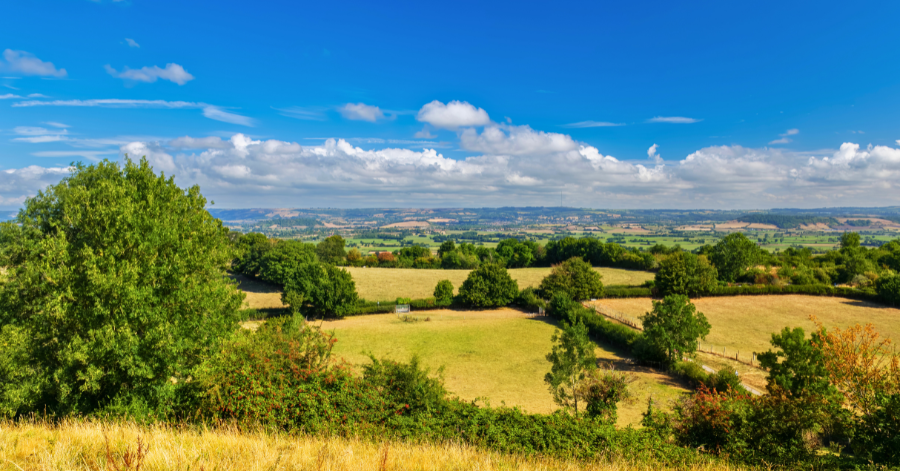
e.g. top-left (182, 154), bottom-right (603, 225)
top-left (320, 309), bottom-right (688, 426)
top-left (345, 267), bottom-right (654, 302)
top-left (0, 420), bottom-right (747, 471)
top-left (599, 295), bottom-right (900, 354)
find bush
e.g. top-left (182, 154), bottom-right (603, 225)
top-left (433, 279), bottom-right (454, 302)
top-left (516, 287), bottom-right (545, 312)
top-left (0, 158), bottom-right (244, 416)
top-left (706, 368), bottom-right (746, 394)
top-left (458, 263), bottom-right (519, 308)
top-left (283, 263), bottom-right (359, 318)
top-left (539, 257), bottom-right (604, 300)
top-left (655, 252), bottom-right (718, 297)
top-left (876, 274), bottom-right (900, 307)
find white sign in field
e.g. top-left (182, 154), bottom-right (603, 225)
top-left (395, 304), bottom-right (410, 314)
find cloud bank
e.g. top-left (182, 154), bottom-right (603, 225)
top-left (0, 50), bottom-right (67, 77)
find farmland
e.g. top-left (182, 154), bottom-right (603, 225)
top-left (597, 295), bottom-right (900, 355)
top-left (345, 266), bottom-right (655, 301)
top-left (320, 309), bottom-right (688, 426)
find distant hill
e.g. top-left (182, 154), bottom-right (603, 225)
top-left (737, 214), bottom-right (837, 229)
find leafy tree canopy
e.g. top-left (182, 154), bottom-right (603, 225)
top-left (545, 318), bottom-right (596, 416)
top-left (316, 235), bottom-right (347, 264)
top-left (457, 263), bottom-right (519, 307)
top-left (655, 252), bottom-right (718, 296)
top-left (539, 256), bottom-right (604, 301)
top-left (433, 279), bottom-right (454, 301)
top-left (282, 263), bottom-right (358, 318)
top-left (258, 240), bottom-right (318, 285)
top-left (641, 295), bottom-right (711, 365)
top-left (709, 232), bottom-right (760, 282)
top-left (758, 327), bottom-right (834, 398)
top-left (0, 158), bottom-right (244, 416)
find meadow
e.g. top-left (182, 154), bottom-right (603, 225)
top-left (345, 267), bottom-right (655, 302)
top-left (319, 309), bottom-right (688, 426)
top-left (0, 419), bottom-right (748, 471)
top-left (598, 295), bottom-right (900, 355)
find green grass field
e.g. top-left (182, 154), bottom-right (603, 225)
top-left (345, 266), bottom-right (654, 301)
top-left (320, 308), bottom-right (688, 425)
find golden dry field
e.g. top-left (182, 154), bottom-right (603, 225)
top-left (0, 419), bottom-right (746, 471)
top-left (344, 267), bottom-right (654, 302)
top-left (597, 295), bottom-right (900, 356)
top-left (320, 309), bottom-right (688, 426)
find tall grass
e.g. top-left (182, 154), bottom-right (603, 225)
top-left (0, 418), bottom-right (750, 471)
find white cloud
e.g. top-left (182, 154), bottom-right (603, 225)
top-left (0, 50), bottom-right (67, 77)
top-left (32, 150), bottom-right (115, 161)
top-left (201, 106), bottom-right (254, 126)
top-left (414, 127), bottom-right (436, 139)
top-left (647, 116), bottom-right (701, 124)
top-left (339, 103), bottom-right (385, 122)
top-left (459, 124), bottom-right (578, 156)
top-left (0, 93), bottom-right (21, 99)
top-left (43, 121), bottom-right (69, 128)
top-left (562, 121), bottom-right (624, 128)
top-left (12, 98), bottom-right (251, 126)
top-left (769, 128), bottom-right (799, 145)
top-left (125, 38), bottom-right (140, 48)
top-left (168, 136), bottom-right (231, 149)
top-left (647, 144), bottom-right (663, 164)
top-left (105, 63), bottom-right (194, 85)
top-left (0, 165), bottom-right (71, 207)
top-left (11, 126), bottom-right (69, 143)
top-left (416, 100), bottom-right (491, 129)
top-left (276, 106), bottom-right (327, 121)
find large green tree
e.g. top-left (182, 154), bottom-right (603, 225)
top-left (641, 295), bottom-right (711, 365)
top-left (282, 263), bottom-right (358, 318)
top-left (539, 256), bottom-right (604, 301)
top-left (232, 232), bottom-right (272, 276)
top-left (545, 318), bottom-right (596, 416)
top-left (457, 263), bottom-right (519, 307)
top-left (654, 252), bottom-right (718, 296)
top-left (258, 240), bottom-right (318, 285)
top-left (876, 274), bottom-right (900, 307)
top-left (316, 235), bottom-right (347, 264)
top-left (709, 232), bottom-right (760, 282)
top-left (0, 158), bottom-right (244, 416)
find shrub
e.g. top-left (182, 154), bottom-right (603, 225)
top-left (283, 263), bottom-right (359, 318)
top-left (0, 158), bottom-right (244, 417)
top-left (655, 252), bottom-right (718, 297)
top-left (706, 368), bottom-right (746, 394)
top-left (458, 263), bottom-right (519, 308)
top-left (578, 366), bottom-right (636, 425)
top-left (516, 287), bottom-right (545, 312)
top-left (876, 274), bottom-right (900, 306)
top-left (433, 279), bottom-right (454, 302)
top-left (539, 256), bottom-right (604, 301)
top-left (377, 252), bottom-right (395, 263)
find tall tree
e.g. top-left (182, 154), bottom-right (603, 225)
top-left (316, 235), bottom-right (347, 264)
top-left (458, 263), bottom-right (519, 307)
top-left (641, 295), bottom-right (711, 365)
top-left (709, 232), bottom-right (760, 282)
top-left (655, 252), bottom-right (718, 296)
top-left (539, 256), bottom-right (604, 300)
top-left (545, 318), bottom-right (596, 416)
top-left (0, 158), bottom-right (244, 415)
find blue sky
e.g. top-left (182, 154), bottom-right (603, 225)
top-left (2, 0), bottom-right (900, 209)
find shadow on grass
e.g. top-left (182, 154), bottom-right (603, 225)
top-left (228, 272), bottom-right (281, 294)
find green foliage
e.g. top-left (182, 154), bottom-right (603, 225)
top-left (544, 318), bottom-right (596, 416)
top-left (854, 393), bottom-right (900, 464)
top-left (433, 279), bottom-right (454, 302)
top-left (316, 235), bottom-right (347, 264)
top-left (362, 355), bottom-right (446, 413)
top-left (437, 240), bottom-right (456, 257)
top-left (283, 263), bottom-right (359, 318)
top-left (709, 233), bottom-right (760, 282)
top-left (539, 256), bottom-right (604, 301)
top-left (515, 287), bottom-right (545, 312)
top-left (757, 327), bottom-right (834, 398)
top-left (579, 367), bottom-right (635, 424)
top-left (706, 368), bottom-right (746, 394)
top-left (840, 231), bottom-right (861, 249)
top-left (495, 238), bottom-right (536, 268)
top-left (876, 274), bottom-right (900, 306)
top-left (641, 295), bottom-right (711, 365)
top-left (736, 213), bottom-right (836, 229)
top-left (654, 252), bottom-right (718, 297)
top-left (457, 263), bottom-right (519, 308)
top-left (232, 232), bottom-right (271, 275)
top-left (257, 240), bottom-right (318, 285)
top-left (0, 158), bottom-right (243, 416)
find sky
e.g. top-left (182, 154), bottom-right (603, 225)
top-left (2, 0), bottom-right (900, 210)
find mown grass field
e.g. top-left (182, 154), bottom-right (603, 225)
top-left (345, 267), bottom-right (655, 302)
top-left (320, 309), bottom-right (688, 426)
top-left (598, 295), bottom-right (900, 356)
top-left (0, 419), bottom-right (747, 471)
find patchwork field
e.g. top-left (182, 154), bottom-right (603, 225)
top-left (345, 267), bottom-right (655, 301)
top-left (320, 309), bottom-right (688, 426)
top-left (597, 295), bottom-right (900, 356)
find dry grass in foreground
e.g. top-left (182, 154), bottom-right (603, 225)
top-left (0, 419), bottom-right (746, 471)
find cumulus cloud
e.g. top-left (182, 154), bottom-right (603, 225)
top-left (0, 165), bottom-right (71, 207)
top-left (770, 128), bottom-right (799, 145)
top-left (647, 116), bottom-right (701, 124)
top-left (339, 103), bottom-right (385, 122)
top-left (647, 144), bottom-right (662, 164)
top-left (0, 50), bottom-right (67, 77)
top-left (12, 98), bottom-right (252, 126)
top-left (104, 63), bottom-right (194, 85)
top-left (0, 93), bottom-right (21, 99)
top-left (416, 100), bottom-right (490, 129)
top-left (562, 121), bottom-right (624, 128)
top-left (460, 124), bottom-right (578, 156)
top-left (168, 136), bottom-right (231, 149)
top-left (125, 38), bottom-right (140, 48)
